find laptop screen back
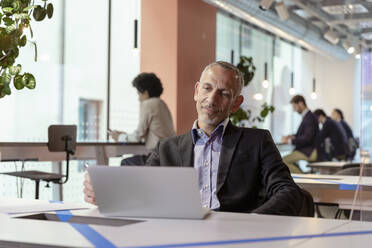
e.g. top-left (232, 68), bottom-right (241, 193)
top-left (88, 166), bottom-right (209, 219)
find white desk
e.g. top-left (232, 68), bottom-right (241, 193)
top-left (0, 142), bottom-right (148, 165)
top-left (297, 221), bottom-right (372, 247)
top-left (293, 174), bottom-right (372, 208)
top-left (2, 199), bottom-right (372, 247)
top-left (306, 161), bottom-right (359, 174)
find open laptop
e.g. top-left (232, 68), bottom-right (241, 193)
top-left (87, 166), bottom-right (210, 219)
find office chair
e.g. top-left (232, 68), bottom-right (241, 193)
top-left (299, 188), bottom-right (315, 217)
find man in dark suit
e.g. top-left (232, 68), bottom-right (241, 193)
top-left (84, 61), bottom-right (304, 216)
top-left (314, 109), bottom-right (348, 161)
top-left (282, 95), bottom-right (319, 173)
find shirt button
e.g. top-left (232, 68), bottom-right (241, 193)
top-left (204, 184), bottom-right (209, 190)
top-left (205, 161), bottom-right (209, 166)
top-left (203, 204), bottom-right (208, 208)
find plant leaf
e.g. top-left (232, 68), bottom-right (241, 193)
top-left (23, 5), bottom-right (37, 12)
top-left (3, 7), bottom-right (14, 14)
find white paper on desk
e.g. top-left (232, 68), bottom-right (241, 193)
top-left (0, 198), bottom-right (92, 214)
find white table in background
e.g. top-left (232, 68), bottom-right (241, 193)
top-left (306, 161), bottom-right (359, 174)
top-left (0, 142), bottom-right (148, 165)
top-left (293, 173), bottom-right (372, 209)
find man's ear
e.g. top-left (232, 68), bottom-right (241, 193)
top-left (231, 95), bottom-right (244, 113)
top-left (194, 82), bottom-right (200, 102)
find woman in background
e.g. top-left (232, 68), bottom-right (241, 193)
top-left (109, 72), bottom-right (175, 165)
top-left (331, 108), bottom-right (357, 161)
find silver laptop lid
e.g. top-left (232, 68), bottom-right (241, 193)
top-left (87, 166), bottom-right (209, 219)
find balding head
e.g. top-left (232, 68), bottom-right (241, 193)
top-left (200, 61), bottom-right (244, 98)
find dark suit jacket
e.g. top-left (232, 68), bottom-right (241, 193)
top-left (292, 110), bottom-right (319, 157)
top-left (340, 119), bottom-right (356, 160)
top-left (317, 118), bottom-right (348, 160)
top-left (146, 122), bottom-right (304, 216)
top-left (340, 120), bottom-right (354, 140)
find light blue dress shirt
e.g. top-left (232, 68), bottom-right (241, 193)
top-left (191, 118), bottom-right (229, 209)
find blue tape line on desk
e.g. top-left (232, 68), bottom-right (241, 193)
top-left (339, 184), bottom-right (357, 190)
top-left (70, 222), bottom-right (117, 248)
top-left (292, 176), bottom-right (359, 191)
top-left (54, 209), bottom-right (117, 248)
top-left (122, 229), bottom-right (372, 248)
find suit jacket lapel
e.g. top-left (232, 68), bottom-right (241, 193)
top-left (178, 132), bottom-right (194, 167)
top-left (217, 122), bottom-right (242, 193)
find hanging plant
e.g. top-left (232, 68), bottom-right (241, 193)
top-left (230, 56), bottom-right (275, 128)
top-left (0, 0), bottom-right (53, 98)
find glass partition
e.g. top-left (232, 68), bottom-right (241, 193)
top-left (351, 50), bottom-right (372, 223)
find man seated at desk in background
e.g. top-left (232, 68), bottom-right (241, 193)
top-left (84, 61), bottom-right (305, 216)
top-left (281, 95), bottom-right (319, 174)
top-left (109, 73), bottom-right (176, 165)
top-left (314, 109), bottom-right (349, 161)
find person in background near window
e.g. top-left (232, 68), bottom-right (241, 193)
top-left (109, 73), bottom-right (176, 165)
top-left (282, 95), bottom-right (319, 174)
top-left (314, 109), bottom-right (348, 161)
top-left (331, 108), bottom-right (357, 161)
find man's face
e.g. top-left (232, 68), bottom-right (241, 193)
top-left (318, 115), bottom-right (325, 124)
top-left (137, 90), bottom-right (149, 102)
top-left (292, 103), bottom-right (302, 114)
top-left (331, 110), bottom-right (339, 120)
top-left (194, 65), bottom-right (243, 128)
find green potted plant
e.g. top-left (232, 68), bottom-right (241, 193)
top-left (230, 56), bottom-right (275, 128)
top-left (0, 0), bottom-right (53, 98)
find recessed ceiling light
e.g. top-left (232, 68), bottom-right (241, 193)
top-left (259, 0), bottom-right (274, 11)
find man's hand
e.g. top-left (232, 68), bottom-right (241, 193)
top-left (83, 172), bottom-right (96, 205)
top-left (108, 130), bottom-right (126, 142)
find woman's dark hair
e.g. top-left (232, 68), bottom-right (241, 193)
top-left (314, 109), bottom-right (327, 118)
top-left (334, 108), bottom-right (344, 120)
top-left (132, 73), bottom-right (163, 97)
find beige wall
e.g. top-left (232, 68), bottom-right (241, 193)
top-left (141, 0), bottom-right (216, 134)
top-left (311, 56), bottom-right (358, 130)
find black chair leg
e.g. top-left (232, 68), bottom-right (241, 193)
top-left (35, 179), bottom-right (40, 199)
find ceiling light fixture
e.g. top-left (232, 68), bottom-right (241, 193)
top-left (289, 72), bottom-right (296, 95)
top-left (342, 39), bottom-right (355, 54)
top-left (262, 62), bottom-right (269, 88)
top-left (134, 19), bottom-right (138, 49)
top-left (310, 78), bottom-right (317, 100)
top-left (259, 0), bottom-right (274, 11)
top-left (275, 1), bottom-right (289, 21)
top-left (354, 46), bottom-right (361, 59)
top-left (323, 28), bottom-right (339, 45)
top-left (230, 50), bottom-right (234, 65)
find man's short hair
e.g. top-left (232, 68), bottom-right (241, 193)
top-left (132, 73), bottom-right (163, 97)
top-left (334, 108), bottom-right (344, 120)
top-left (314, 109), bottom-right (327, 118)
top-left (200, 61), bottom-right (244, 97)
top-left (290, 95), bottom-right (307, 107)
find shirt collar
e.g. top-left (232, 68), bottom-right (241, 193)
top-left (301, 108), bottom-right (309, 119)
top-left (191, 118), bottom-right (229, 144)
